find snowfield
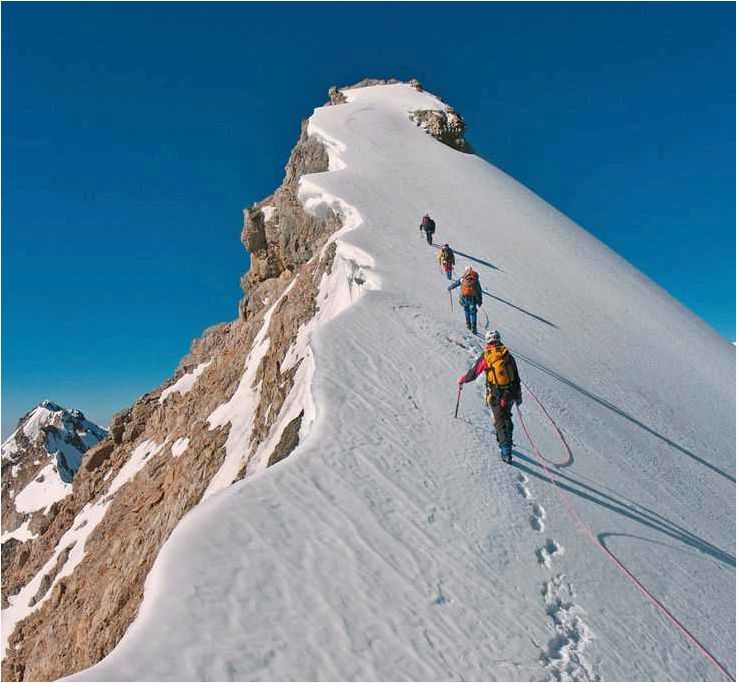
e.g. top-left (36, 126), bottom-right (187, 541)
top-left (68, 84), bottom-right (735, 682)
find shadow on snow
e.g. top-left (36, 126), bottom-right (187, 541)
top-left (515, 352), bottom-right (736, 485)
top-left (511, 452), bottom-right (735, 569)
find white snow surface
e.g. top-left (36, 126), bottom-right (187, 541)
top-left (159, 360), bottom-right (212, 404)
top-left (171, 437), bottom-right (190, 458)
top-left (13, 461), bottom-right (72, 514)
top-left (0, 519), bottom-right (37, 544)
top-left (69, 84), bottom-right (735, 682)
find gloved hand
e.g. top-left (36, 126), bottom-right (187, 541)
top-left (447, 286), bottom-right (453, 292)
top-left (516, 398), bottom-right (522, 406)
top-left (457, 375), bottom-right (466, 385)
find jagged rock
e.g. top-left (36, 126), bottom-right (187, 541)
top-left (244, 206), bottom-right (268, 254)
top-left (239, 117), bottom-right (338, 321)
top-left (267, 410), bottom-right (304, 467)
top-left (29, 544), bottom-right (73, 607)
top-left (283, 119), bottom-right (330, 188)
top-left (328, 85), bottom-right (347, 105)
top-left (409, 108), bottom-right (472, 153)
top-left (83, 441), bottom-right (115, 472)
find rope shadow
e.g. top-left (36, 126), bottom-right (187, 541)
top-left (515, 353), bottom-right (736, 485)
top-left (480, 289), bottom-right (558, 329)
top-left (453, 248), bottom-right (502, 272)
top-left (511, 451), bottom-right (735, 568)
top-left (430, 242), bottom-right (502, 271)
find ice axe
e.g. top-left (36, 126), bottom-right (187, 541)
top-left (454, 383), bottom-right (462, 418)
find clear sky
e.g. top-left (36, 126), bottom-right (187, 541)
top-left (3, 2), bottom-right (735, 437)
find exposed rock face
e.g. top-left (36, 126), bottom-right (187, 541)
top-left (240, 118), bottom-right (337, 321)
top-left (1, 86), bottom-right (345, 682)
top-left (327, 85), bottom-right (347, 105)
top-left (409, 108), bottom-right (472, 153)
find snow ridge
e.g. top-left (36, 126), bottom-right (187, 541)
top-left (66, 82), bottom-right (734, 683)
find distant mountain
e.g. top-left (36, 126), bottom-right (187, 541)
top-left (1, 400), bottom-right (107, 541)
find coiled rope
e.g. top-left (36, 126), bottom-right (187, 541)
top-left (516, 383), bottom-right (734, 682)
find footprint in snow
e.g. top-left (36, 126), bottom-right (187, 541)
top-left (515, 473), bottom-right (532, 499)
top-left (530, 502), bottom-right (546, 532)
top-left (540, 574), bottom-right (597, 681)
top-left (536, 538), bottom-right (563, 568)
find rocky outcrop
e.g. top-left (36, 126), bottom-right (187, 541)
top-left (409, 108), bottom-right (472, 153)
top-left (240, 117), bottom-right (336, 321)
top-left (1, 85), bottom-right (346, 682)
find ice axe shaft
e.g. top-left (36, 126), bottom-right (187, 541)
top-left (454, 384), bottom-right (462, 418)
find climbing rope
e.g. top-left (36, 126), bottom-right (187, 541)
top-left (516, 385), bottom-right (735, 682)
top-left (519, 379), bottom-right (572, 467)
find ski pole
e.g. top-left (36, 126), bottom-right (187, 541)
top-left (449, 291), bottom-right (454, 312)
top-left (454, 384), bottom-right (462, 418)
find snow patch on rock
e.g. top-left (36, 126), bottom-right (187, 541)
top-left (205, 279), bottom-right (298, 498)
top-left (14, 462), bottom-right (71, 514)
top-left (159, 360), bottom-right (212, 404)
top-left (171, 437), bottom-right (190, 458)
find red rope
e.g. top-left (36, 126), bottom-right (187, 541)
top-left (520, 380), bottom-right (572, 467)
top-left (516, 385), bottom-right (734, 682)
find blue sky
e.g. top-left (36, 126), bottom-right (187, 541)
top-left (3, 2), bottom-right (734, 436)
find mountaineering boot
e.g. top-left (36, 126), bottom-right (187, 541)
top-left (500, 445), bottom-right (512, 464)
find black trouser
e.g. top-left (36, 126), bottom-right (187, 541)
top-left (424, 230), bottom-right (434, 244)
top-left (487, 387), bottom-right (514, 448)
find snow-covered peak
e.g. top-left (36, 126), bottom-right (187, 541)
top-left (2, 401), bottom-right (106, 468)
top-left (343, 82), bottom-right (449, 113)
top-left (1, 401), bottom-right (108, 526)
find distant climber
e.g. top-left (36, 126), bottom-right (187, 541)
top-left (420, 213), bottom-right (436, 245)
top-left (457, 330), bottom-right (522, 463)
top-left (448, 266), bottom-right (482, 334)
top-left (437, 244), bottom-right (455, 280)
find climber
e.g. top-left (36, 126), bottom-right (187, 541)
top-left (437, 244), bottom-right (455, 280)
top-left (420, 213), bottom-right (436, 245)
top-left (448, 265), bottom-right (482, 334)
top-left (457, 330), bottom-right (522, 463)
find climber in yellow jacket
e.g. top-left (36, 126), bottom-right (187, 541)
top-left (457, 329), bottom-right (521, 463)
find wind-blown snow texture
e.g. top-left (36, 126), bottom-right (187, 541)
top-left (70, 84), bottom-right (735, 681)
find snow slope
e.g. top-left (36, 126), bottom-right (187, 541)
top-left (69, 84), bottom-right (735, 681)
